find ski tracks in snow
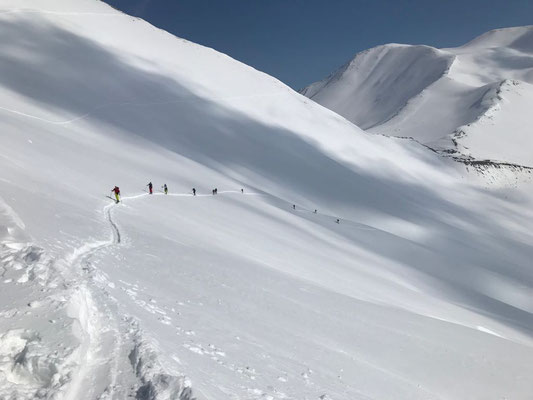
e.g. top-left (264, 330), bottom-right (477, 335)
top-left (0, 92), bottom-right (287, 127)
top-left (64, 193), bottom-right (212, 400)
top-left (0, 192), bottom-right (196, 400)
top-left (59, 232), bottom-right (127, 400)
top-left (0, 190), bottom-right (314, 400)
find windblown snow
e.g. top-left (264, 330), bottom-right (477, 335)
top-left (1, 1), bottom-right (533, 399)
top-left (301, 26), bottom-right (533, 166)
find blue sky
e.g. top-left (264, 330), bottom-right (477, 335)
top-left (104, 0), bottom-right (533, 89)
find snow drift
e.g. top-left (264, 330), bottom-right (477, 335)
top-left (302, 26), bottom-right (533, 166)
top-left (1, 1), bottom-right (533, 399)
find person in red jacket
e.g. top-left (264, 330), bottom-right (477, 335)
top-left (111, 186), bottom-right (120, 203)
top-left (147, 182), bottom-right (153, 194)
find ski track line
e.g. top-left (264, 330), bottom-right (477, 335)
top-left (105, 203), bottom-right (121, 244)
top-left (63, 191), bottom-right (262, 400)
top-left (62, 190), bottom-right (386, 399)
top-left (59, 195), bottom-right (158, 399)
top-left (61, 213), bottom-right (124, 399)
top-left (154, 190), bottom-right (375, 232)
top-left (292, 208), bottom-right (376, 230)
top-left (4, 190), bottom-right (513, 398)
top-left (0, 92), bottom-right (286, 126)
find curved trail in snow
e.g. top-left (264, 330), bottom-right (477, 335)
top-left (70, 189), bottom-right (517, 399)
top-left (104, 191), bottom-right (260, 244)
top-left (65, 190), bottom-right (261, 400)
top-left (2, 188), bottom-right (519, 399)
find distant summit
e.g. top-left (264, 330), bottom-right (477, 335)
top-left (301, 26), bottom-right (533, 166)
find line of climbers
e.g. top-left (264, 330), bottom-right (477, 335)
top-left (110, 184), bottom-right (245, 203)
top-left (111, 185), bottom-right (341, 224)
top-left (292, 204), bottom-right (341, 224)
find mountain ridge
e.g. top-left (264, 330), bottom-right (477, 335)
top-left (301, 25), bottom-right (533, 166)
top-left (1, 2), bottom-right (533, 399)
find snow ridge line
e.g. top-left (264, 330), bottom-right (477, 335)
top-left (386, 134), bottom-right (533, 172)
top-left (0, 9), bottom-right (124, 16)
top-left (371, 50), bottom-right (457, 130)
top-left (450, 80), bottom-right (513, 149)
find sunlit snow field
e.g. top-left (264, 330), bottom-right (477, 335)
top-left (1, 1), bottom-right (533, 399)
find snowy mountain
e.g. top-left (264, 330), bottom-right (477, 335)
top-left (301, 26), bottom-right (533, 166)
top-left (1, 1), bottom-right (533, 399)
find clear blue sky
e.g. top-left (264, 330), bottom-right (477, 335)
top-left (104, 0), bottom-right (533, 89)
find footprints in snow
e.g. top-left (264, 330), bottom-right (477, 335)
top-left (0, 242), bottom-right (91, 399)
top-left (0, 328), bottom-right (67, 397)
top-left (116, 279), bottom-right (310, 399)
top-left (182, 342), bottom-right (226, 360)
top-left (117, 281), bottom-right (281, 397)
top-left (0, 243), bottom-right (54, 286)
top-left (119, 281), bottom-right (174, 326)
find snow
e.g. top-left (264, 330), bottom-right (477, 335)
top-left (300, 44), bottom-right (455, 131)
top-left (1, 1), bottom-right (533, 399)
top-left (452, 79), bottom-right (533, 166)
top-left (301, 26), bottom-right (533, 166)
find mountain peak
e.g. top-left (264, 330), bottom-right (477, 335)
top-left (301, 25), bottom-right (533, 165)
top-left (459, 25), bottom-right (533, 52)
